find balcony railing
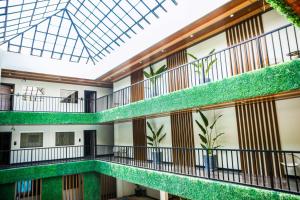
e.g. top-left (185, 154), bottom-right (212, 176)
top-left (0, 94), bottom-right (96, 112)
top-left (1, 145), bottom-right (299, 194)
top-left (97, 24), bottom-right (300, 111)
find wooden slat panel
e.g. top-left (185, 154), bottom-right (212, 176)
top-left (132, 118), bottom-right (147, 161)
top-left (170, 112), bottom-right (195, 169)
top-left (131, 69), bottom-right (144, 102)
top-left (62, 174), bottom-right (84, 200)
top-left (167, 49), bottom-right (189, 92)
top-left (100, 174), bottom-right (116, 200)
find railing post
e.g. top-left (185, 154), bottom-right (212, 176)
top-left (206, 149), bottom-right (210, 179)
top-left (267, 151), bottom-right (274, 189)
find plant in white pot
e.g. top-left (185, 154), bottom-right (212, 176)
top-left (146, 121), bottom-right (166, 164)
top-left (187, 49), bottom-right (217, 83)
top-left (195, 110), bottom-right (224, 171)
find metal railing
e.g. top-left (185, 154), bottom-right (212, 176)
top-left (96, 145), bottom-right (300, 194)
top-left (96, 24), bottom-right (300, 111)
top-left (0, 144), bottom-right (299, 194)
top-left (0, 94), bottom-right (96, 112)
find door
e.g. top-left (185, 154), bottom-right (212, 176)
top-left (84, 130), bottom-right (96, 157)
top-left (0, 132), bottom-right (12, 165)
top-left (84, 90), bottom-right (96, 113)
top-left (0, 83), bottom-right (14, 111)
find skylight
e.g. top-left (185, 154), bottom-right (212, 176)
top-left (0, 0), bottom-right (177, 65)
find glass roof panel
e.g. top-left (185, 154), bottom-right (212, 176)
top-left (0, 0), bottom-right (177, 64)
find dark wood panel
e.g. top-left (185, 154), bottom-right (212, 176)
top-left (100, 174), bottom-right (116, 200)
top-left (62, 174), bottom-right (84, 200)
top-left (170, 112), bottom-right (195, 168)
top-left (131, 69), bottom-right (144, 102)
top-left (132, 118), bottom-right (147, 161)
top-left (167, 49), bottom-right (189, 92)
top-left (235, 99), bottom-right (283, 177)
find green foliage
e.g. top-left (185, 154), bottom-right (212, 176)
top-left (266, 0), bottom-right (300, 27)
top-left (146, 122), bottom-right (166, 147)
top-left (143, 65), bottom-right (167, 81)
top-left (187, 49), bottom-right (217, 76)
top-left (195, 110), bottom-right (224, 153)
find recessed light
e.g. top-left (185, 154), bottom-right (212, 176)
top-left (230, 14), bottom-right (234, 18)
top-left (161, 49), bottom-right (165, 52)
top-left (190, 34), bottom-right (194, 38)
top-left (139, 61), bottom-right (143, 64)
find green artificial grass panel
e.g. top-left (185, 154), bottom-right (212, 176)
top-left (96, 59), bottom-right (300, 123)
top-left (0, 111), bottom-right (97, 125)
top-left (1, 160), bottom-right (300, 200)
top-left (266, 0), bottom-right (300, 27)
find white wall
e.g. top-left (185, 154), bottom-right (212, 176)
top-left (116, 179), bottom-right (135, 198)
top-left (1, 77), bottom-right (112, 112)
top-left (114, 121), bottom-right (133, 146)
top-left (0, 124), bottom-right (113, 163)
top-left (276, 98), bottom-right (300, 151)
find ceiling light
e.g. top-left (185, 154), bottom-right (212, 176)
top-left (190, 34), bottom-right (194, 38)
top-left (230, 14), bottom-right (234, 18)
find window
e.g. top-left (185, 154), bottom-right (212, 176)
top-left (60, 89), bottom-right (78, 103)
top-left (15, 179), bottom-right (42, 199)
top-left (22, 86), bottom-right (45, 101)
top-left (20, 132), bottom-right (43, 148)
top-left (56, 132), bottom-right (75, 146)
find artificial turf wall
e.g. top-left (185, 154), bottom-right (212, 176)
top-left (0, 160), bottom-right (300, 200)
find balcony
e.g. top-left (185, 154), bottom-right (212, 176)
top-left (0, 145), bottom-right (299, 195)
top-left (0, 24), bottom-right (299, 114)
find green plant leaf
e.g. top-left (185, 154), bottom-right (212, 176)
top-left (147, 122), bottom-right (155, 135)
top-left (150, 66), bottom-right (155, 76)
top-left (198, 110), bottom-right (208, 127)
top-left (200, 144), bottom-right (206, 149)
top-left (158, 133), bottom-right (166, 143)
top-left (187, 53), bottom-right (198, 60)
top-left (155, 65), bottom-right (167, 75)
top-left (143, 71), bottom-right (151, 78)
top-left (146, 136), bottom-right (154, 142)
top-left (213, 132), bottom-right (225, 141)
top-left (156, 125), bottom-right (164, 137)
top-left (199, 134), bottom-right (207, 144)
top-left (209, 114), bottom-right (223, 129)
top-left (208, 49), bottom-right (216, 55)
top-left (205, 58), bottom-right (217, 75)
top-left (147, 142), bottom-right (153, 146)
top-left (195, 120), bottom-right (206, 135)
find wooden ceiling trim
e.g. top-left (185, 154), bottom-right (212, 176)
top-left (1, 69), bottom-right (112, 88)
top-left (97, 0), bottom-right (265, 82)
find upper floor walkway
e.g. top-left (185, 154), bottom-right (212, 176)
top-left (0, 24), bottom-right (299, 114)
top-left (0, 144), bottom-right (299, 196)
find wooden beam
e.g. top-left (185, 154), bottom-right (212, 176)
top-left (1, 69), bottom-right (112, 88)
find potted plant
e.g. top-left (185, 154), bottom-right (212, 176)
top-left (146, 121), bottom-right (166, 163)
top-left (187, 49), bottom-right (217, 83)
top-left (195, 110), bottom-right (224, 171)
top-left (143, 65), bottom-right (167, 97)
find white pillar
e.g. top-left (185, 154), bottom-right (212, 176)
top-left (160, 191), bottom-right (168, 200)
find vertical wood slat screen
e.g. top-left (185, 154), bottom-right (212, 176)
top-left (167, 49), bottom-right (189, 92)
top-left (131, 69), bottom-right (144, 102)
top-left (226, 15), bottom-right (269, 75)
top-left (235, 100), bottom-right (283, 177)
top-left (62, 174), bottom-right (84, 200)
top-left (132, 118), bottom-right (147, 161)
top-left (100, 174), bottom-right (116, 200)
top-left (15, 179), bottom-right (42, 200)
top-left (170, 112), bottom-right (195, 168)
top-left (227, 15), bottom-right (282, 178)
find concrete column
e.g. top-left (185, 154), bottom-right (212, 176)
top-left (42, 176), bottom-right (63, 200)
top-left (160, 190), bottom-right (168, 200)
